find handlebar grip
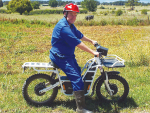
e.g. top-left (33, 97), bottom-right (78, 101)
top-left (94, 42), bottom-right (100, 47)
top-left (94, 55), bottom-right (97, 57)
top-left (94, 53), bottom-right (101, 57)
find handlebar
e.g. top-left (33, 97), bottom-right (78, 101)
top-left (94, 54), bottom-right (100, 57)
top-left (94, 42), bottom-right (99, 47)
top-left (94, 43), bottom-right (108, 56)
top-left (94, 42), bottom-right (103, 49)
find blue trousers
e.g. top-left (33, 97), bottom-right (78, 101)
top-left (50, 52), bottom-right (84, 91)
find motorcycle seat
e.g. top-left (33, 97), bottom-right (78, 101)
top-left (49, 61), bottom-right (60, 69)
top-left (60, 76), bottom-right (69, 80)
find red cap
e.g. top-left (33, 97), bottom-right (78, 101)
top-left (64, 3), bottom-right (79, 13)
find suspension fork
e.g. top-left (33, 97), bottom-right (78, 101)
top-left (99, 67), bottom-right (113, 96)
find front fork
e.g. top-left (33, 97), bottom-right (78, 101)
top-left (99, 67), bottom-right (114, 96)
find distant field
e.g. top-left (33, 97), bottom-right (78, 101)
top-left (0, 5), bottom-right (150, 23)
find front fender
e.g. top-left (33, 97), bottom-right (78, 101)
top-left (90, 71), bottom-right (120, 96)
top-left (90, 75), bottom-right (103, 96)
top-left (107, 71), bottom-right (120, 75)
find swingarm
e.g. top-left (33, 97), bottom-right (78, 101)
top-left (39, 81), bottom-right (60, 94)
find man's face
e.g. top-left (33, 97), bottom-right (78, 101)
top-left (66, 11), bottom-right (77, 25)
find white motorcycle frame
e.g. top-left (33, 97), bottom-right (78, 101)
top-left (22, 54), bottom-right (125, 96)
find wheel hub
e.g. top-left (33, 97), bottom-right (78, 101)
top-left (34, 82), bottom-right (46, 96)
top-left (110, 84), bottom-right (118, 95)
top-left (105, 83), bottom-right (118, 95)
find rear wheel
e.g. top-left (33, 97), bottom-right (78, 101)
top-left (22, 73), bottom-right (58, 106)
top-left (96, 74), bottom-right (129, 102)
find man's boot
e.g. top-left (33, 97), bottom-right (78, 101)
top-left (74, 90), bottom-right (93, 113)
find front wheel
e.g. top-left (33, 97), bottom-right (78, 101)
top-left (22, 73), bottom-right (58, 106)
top-left (96, 74), bottom-right (129, 102)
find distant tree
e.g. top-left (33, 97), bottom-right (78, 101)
top-left (113, 1), bottom-right (126, 5)
top-left (31, 1), bottom-right (40, 9)
top-left (3, 1), bottom-right (9, 5)
top-left (99, 6), bottom-right (105, 9)
top-left (125, 0), bottom-right (140, 10)
top-left (81, 0), bottom-right (97, 12)
top-left (0, 0), bottom-right (3, 7)
top-left (49, 0), bottom-right (58, 7)
top-left (76, 2), bottom-right (81, 5)
top-left (57, 0), bottom-right (61, 6)
top-left (7, 0), bottom-right (33, 15)
top-left (116, 9), bottom-right (123, 16)
top-left (96, 1), bottom-right (100, 5)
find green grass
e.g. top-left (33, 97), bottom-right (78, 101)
top-left (0, 11), bottom-right (149, 23)
top-left (0, 16), bottom-right (150, 112)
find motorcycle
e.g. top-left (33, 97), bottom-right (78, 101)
top-left (22, 43), bottom-right (129, 106)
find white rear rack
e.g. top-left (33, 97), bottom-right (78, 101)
top-left (22, 62), bottom-right (54, 73)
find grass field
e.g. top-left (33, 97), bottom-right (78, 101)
top-left (0, 5), bottom-right (150, 113)
top-left (0, 19), bottom-right (150, 112)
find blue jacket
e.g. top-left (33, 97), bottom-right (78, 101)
top-left (50, 17), bottom-right (84, 58)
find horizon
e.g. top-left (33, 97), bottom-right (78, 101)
top-left (2, 0), bottom-right (150, 3)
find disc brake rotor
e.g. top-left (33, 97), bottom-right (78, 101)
top-left (105, 83), bottom-right (118, 95)
top-left (34, 82), bottom-right (46, 96)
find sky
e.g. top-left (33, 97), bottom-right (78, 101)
top-left (98, 0), bottom-right (149, 3)
top-left (3, 0), bottom-right (150, 3)
top-left (73, 0), bottom-right (150, 3)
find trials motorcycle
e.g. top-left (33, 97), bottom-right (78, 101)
top-left (22, 43), bottom-right (129, 106)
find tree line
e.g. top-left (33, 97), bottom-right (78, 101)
top-left (102, 1), bottom-right (150, 6)
top-left (1, 0), bottom-right (150, 7)
top-left (0, 0), bottom-right (150, 15)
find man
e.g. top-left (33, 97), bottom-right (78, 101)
top-left (50, 3), bottom-right (99, 113)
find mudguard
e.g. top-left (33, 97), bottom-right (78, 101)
top-left (90, 71), bottom-right (120, 96)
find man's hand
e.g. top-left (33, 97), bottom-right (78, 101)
top-left (91, 40), bottom-right (97, 45)
top-left (93, 51), bottom-right (99, 57)
top-left (77, 42), bottom-right (99, 57)
top-left (81, 36), bottom-right (97, 45)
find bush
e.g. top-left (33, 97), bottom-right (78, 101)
top-left (104, 12), bottom-right (108, 16)
top-left (141, 9), bottom-right (147, 15)
top-left (127, 18), bottom-right (139, 26)
top-left (111, 10), bottom-right (115, 14)
top-left (81, 0), bottom-right (97, 12)
top-left (29, 9), bottom-right (87, 15)
top-left (29, 9), bottom-right (62, 15)
top-left (0, 9), bottom-right (11, 14)
top-left (49, 0), bottom-right (58, 7)
top-left (23, 10), bottom-right (29, 15)
top-left (116, 9), bottom-right (123, 16)
top-left (99, 19), bottom-right (107, 26)
top-left (1, 16), bottom-right (150, 26)
top-left (99, 6), bottom-right (105, 9)
top-left (127, 54), bottom-right (149, 67)
top-left (31, 1), bottom-right (40, 9)
top-left (7, 0), bottom-right (33, 15)
top-left (80, 10), bottom-right (88, 14)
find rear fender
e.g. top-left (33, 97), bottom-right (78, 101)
top-left (90, 71), bottom-right (120, 96)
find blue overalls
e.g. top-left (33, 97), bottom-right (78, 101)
top-left (50, 17), bottom-right (84, 91)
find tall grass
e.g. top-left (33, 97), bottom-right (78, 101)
top-left (1, 15), bottom-right (150, 26)
top-left (0, 20), bottom-right (150, 112)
